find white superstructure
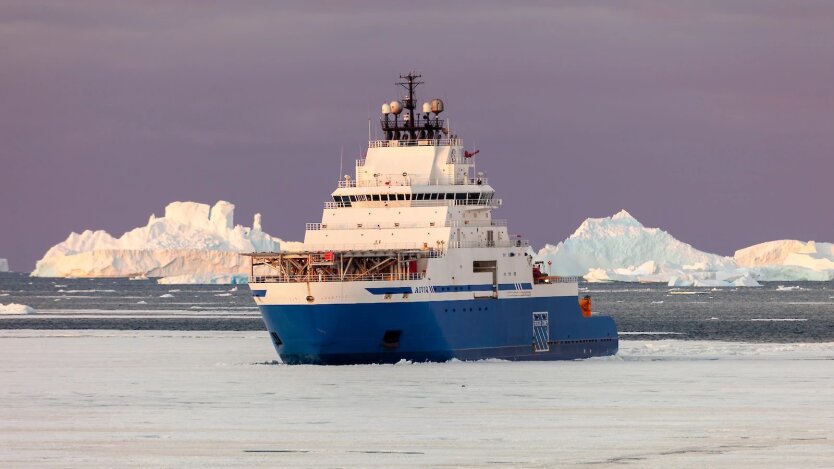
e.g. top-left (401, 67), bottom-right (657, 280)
top-left (249, 73), bottom-right (577, 307)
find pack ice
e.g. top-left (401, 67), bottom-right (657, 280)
top-left (32, 201), bottom-right (292, 282)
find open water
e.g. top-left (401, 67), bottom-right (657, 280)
top-left (1, 272), bottom-right (832, 342)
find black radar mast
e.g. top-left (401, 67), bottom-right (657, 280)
top-left (397, 72), bottom-right (423, 130)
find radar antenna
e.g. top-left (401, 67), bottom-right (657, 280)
top-left (380, 71), bottom-right (446, 142)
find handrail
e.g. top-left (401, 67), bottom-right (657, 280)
top-left (306, 219), bottom-right (506, 231)
top-left (289, 242), bottom-right (447, 254)
top-left (325, 199), bottom-right (499, 209)
top-left (368, 138), bottom-right (463, 148)
top-left (337, 176), bottom-right (488, 188)
top-left (535, 276), bottom-right (581, 284)
top-left (448, 239), bottom-right (530, 249)
top-left (252, 272), bottom-right (426, 284)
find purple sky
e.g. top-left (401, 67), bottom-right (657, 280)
top-left (2, 1), bottom-right (833, 272)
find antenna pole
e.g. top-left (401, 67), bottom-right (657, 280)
top-left (398, 72), bottom-right (423, 139)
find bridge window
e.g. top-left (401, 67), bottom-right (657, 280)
top-left (372, 194), bottom-right (380, 201)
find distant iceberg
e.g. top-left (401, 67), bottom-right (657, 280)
top-left (735, 240), bottom-right (834, 281)
top-left (31, 202), bottom-right (833, 285)
top-left (537, 210), bottom-right (833, 286)
top-left (0, 258), bottom-right (8, 272)
top-left (535, 210), bottom-right (754, 286)
top-left (32, 201), bottom-right (297, 280)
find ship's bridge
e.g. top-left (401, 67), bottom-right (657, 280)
top-left (250, 72), bottom-right (527, 286)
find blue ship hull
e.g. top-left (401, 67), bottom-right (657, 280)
top-left (258, 295), bottom-right (618, 365)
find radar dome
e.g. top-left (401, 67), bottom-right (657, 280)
top-left (422, 102), bottom-right (431, 113)
top-left (381, 103), bottom-right (391, 115)
top-left (389, 100), bottom-right (403, 115)
top-left (430, 98), bottom-right (444, 114)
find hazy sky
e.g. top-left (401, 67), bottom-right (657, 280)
top-left (2, 1), bottom-right (833, 271)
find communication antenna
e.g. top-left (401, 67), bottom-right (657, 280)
top-left (339, 145), bottom-right (344, 184)
top-left (397, 72), bottom-right (424, 129)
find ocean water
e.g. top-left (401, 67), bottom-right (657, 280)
top-left (1, 272), bottom-right (833, 342)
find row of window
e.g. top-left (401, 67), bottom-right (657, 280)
top-left (333, 192), bottom-right (494, 203)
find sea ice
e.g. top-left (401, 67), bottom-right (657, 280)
top-left (0, 331), bottom-right (832, 467)
top-left (157, 273), bottom-right (249, 285)
top-left (0, 303), bottom-right (36, 314)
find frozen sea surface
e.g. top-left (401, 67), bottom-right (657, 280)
top-left (1, 331), bottom-right (833, 467)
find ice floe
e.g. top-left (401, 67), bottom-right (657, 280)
top-left (0, 303), bottom-right (36, 314)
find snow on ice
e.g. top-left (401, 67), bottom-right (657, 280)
top-left (31, 201), bottom-right (297, 279)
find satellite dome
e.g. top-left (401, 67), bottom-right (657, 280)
top-left (381, 103), bottom-right (391, 115)
top-left (422, 102), bottom-right (431, 113)
top-left (389, 100), bottom-right (403, 115)
top-left (430, 98), bottom-right (444, 114)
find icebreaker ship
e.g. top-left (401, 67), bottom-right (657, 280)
top-left (248, 73), bottom-right (618, 364)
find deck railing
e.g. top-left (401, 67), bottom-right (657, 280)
top-left (324, 199), bottom-right (499, 209)
top-left (448, 239), bottom-right (530, 249)
top-left (368, 138), bottom-right (462, 148)
top-left (337, 176), bottom-right (487, 188)
top-left (252, 272), bottom-right (426, 284)
top-left (305, 219), bottom-right (506, 231)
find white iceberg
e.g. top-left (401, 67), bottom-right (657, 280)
top-left (0, 258), bottom-right (8, 272)
top-left (536, 210), bottom-right (752, 285)
top-left (735, 240), bottom-right (834, 281)
top-left (538, 210), bottom-right (736, 277)
top-left (32, 201), bottom-right (295, 281)
top-left (0, 303), bottom-right (36, 315)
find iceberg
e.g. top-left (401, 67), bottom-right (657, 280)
top-left (735, 240), bottom-right (834, 281)
top-left (536, 210), bottom-right (751, 285)
top-left (537, 210), bottom-right (833, 285)
top-left (0, 258), bottom-right (8, 272)
top-left (32, 201), bottom-right (296, 280)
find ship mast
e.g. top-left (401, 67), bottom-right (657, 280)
top-left (380, 71), bottom-right (446, 142)
top-left (398, 72), bottom-right (423, 133)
